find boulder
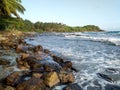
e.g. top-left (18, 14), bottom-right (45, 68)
top-left (44, 49), bottom-right (51, 54)
top-left (0, 59), bottom-right (10, 65)
top-left (61, 61), bottom-right (78, 72)
top-left (52, 55), bottom-right (64, 64)
top-left (44, 72), bottom-right (60, 87)
top-left (16, 77), bottom-right (46, 90)
top-left (58, 71), bottom-right (75, 84)
top-left (16, 44), bottom-right (28, 53)
top-left (63, 83), bottom-right (83, 90)
top-left (16, 56), bottom-right (38, 70)
top-left (5, 86), bottom-right (15, 90)
top-left (5, 72), bottom-right (22, 86)
top-left (32, 73), bottom-right (43, 78)
top-left (33, 45), bottom-right (43, 52)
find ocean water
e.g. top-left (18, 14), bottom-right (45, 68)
top-left (26, 31), bottom-right (120, 90)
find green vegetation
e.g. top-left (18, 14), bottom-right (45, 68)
top-left (0, 18), bottom-right (103, 32)
top-left (0, 0), bottom-right (103, 32)
top-left (0, 0), bottom-right (25, 18)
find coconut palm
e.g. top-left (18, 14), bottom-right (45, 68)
top-left (0, 0), bottom-right (25, 18)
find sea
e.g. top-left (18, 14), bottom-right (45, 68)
top-left (26, 31), bottom-right (120, 90)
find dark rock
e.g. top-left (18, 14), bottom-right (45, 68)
top-left (44, 49), bottom-right (51, 54)
top-left (0, 59), bottom-right (10, 65)
top-left (5, 86), bottom-right (15, 90)
top-left (43, 64), bottom-right (55, 72)
top-left (97, 73), bottom-right (113, 82)
top-left (105, 84), bottom-right (120, 90)
top-left (5, 72), bottom-right (22, 86)
top-left (16, 77), bottom-right (46, 90)
top-left (16, 56), bottom-right (39, 70)
top-left (58, 71), bottom-right (75, 84)
top-left (52, 55), bottom-right (64, 64)
top-left (0, 85), bottom-right (4, 90)
top-left (5, 71), bottom-right (31, 87)
top-left (63, 83), bottom-right (83, 90)
top-left (33, 45), bottom-right (43, 52)
top-left (61, 61), bottom-right (78, 72)
top-left (18, 39), bottom-right (26, 44)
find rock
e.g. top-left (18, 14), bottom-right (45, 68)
top-left (61, 61), bottom-right (78, 72)
top-left (97, 73), bottom-right (113, 82)
top-left (5, 72), bottom-right (22, 86)
top-left (32, 73), bottom-right (43, 78)
top-left (16, 44), bottom-right (28, 53)
top-left (0, 59), bottom-right (10, 65)
top-left (43, 64), bottom-right (56, 72)
top-left (105, 84), bottom-right (120, 90)
top-left (0, 85), bottom-right (4, 90)
top-left (33, 45), bottom-right (43, 52)
top-left (21, 53), bottom-right (29, 59)
top-left (16, 77), bottom-right (46, 90)
top-left (63, 83), bottom-right (83, 90)
top-left (18, 39), bottom-right (26, 44)
top-left (52, 55), bottom-right (64, 64)
top-left (16, 56), bottom-right (38, 70)
top-left (5, 71), bottom-right (32, 87)
top-left (44, 49), bottom-right (51, 54)
top-left (5, 86), bottom-right (15, 90)
top-left (44, 72), bottom-right (60, 87)
top-left (58, 71), bottom-right (75, 84)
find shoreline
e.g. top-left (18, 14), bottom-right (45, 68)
top-left (0, 30), bottom-right (79, 90)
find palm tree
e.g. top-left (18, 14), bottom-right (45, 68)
top-left (0, 0), bottom-right (25, 18)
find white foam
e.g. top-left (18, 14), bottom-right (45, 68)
top-left (80, 35), bottom-right (120, 46)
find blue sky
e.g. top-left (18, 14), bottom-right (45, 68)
top-left (20, 0), bottom-right (120, 31)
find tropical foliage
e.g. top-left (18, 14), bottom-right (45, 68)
top-left (0, 0), bottom-right (25, 18)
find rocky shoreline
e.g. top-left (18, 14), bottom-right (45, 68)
top-left (0, 31), bottom-right (81, 90)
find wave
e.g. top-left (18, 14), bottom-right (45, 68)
top-left (64, 32), bottom-right (89, 38)
top-left (80, 36), bottom-right (120, 46)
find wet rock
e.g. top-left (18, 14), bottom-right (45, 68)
top-left (5, 72), bottom-right (22, 86)
top-left (61, 61), bottom-right (78, 72)
top-left (0, 85), bottom-right (5, 90)
top-left (97, 73), bottom-right (113, 82)
top-left (63, 83), bottom-right (83, 90)
top-left (44, 72), bottom-right (60, 87)
top-left (16, 44), bottom-right (28, 53)
top-left (18, 39), bottom-right (26, 44)
top-left (5, 86), bottom-right (15, 90)
top-left (44, 49), bottom-right (51, 54)
top-left (105, 84), bottom-right (120, 90)
top-left (32, 73), bottom-right (42, 78)
top-left (58, 71), bottom-right (75, 84)
top-left (0, 59), bottom-right (10, 65)
top-left (16, 77), bottom-right (46, 90)
top-left (5, 71), bottom-right (31, 87)
top-left (16, 56), bottom-right (38, 70)
top-left (20, 53), bottom-right (29, 59)
top-left (33, 45), bottom-right (43, 52)
top-left (43, 64), bottom-right (56, 72)
top-left (52, 55), bottom-right (64, 64)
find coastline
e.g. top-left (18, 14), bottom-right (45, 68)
top-left (0, 30), bottom-right (78, 90)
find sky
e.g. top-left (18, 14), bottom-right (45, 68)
top-left (20, 0), bottom-right (120, 31)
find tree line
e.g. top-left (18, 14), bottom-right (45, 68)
top-left (0, 19), bottom-right (102, 32)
